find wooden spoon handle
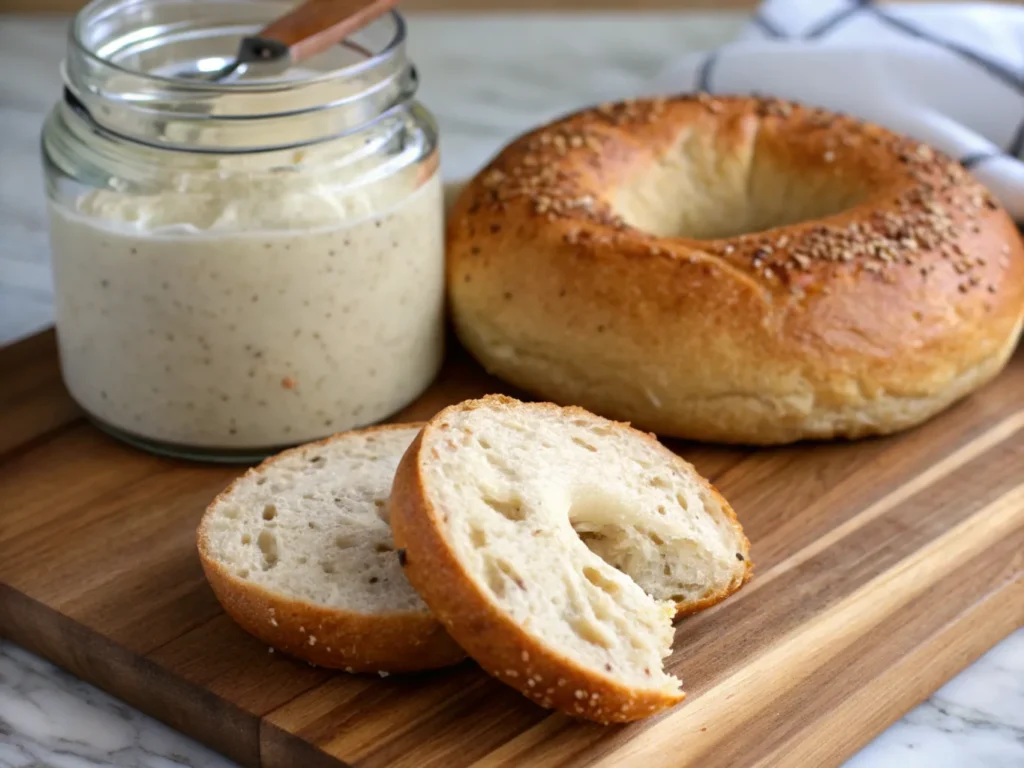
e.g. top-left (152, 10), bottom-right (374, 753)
top-left (249, 0), bottom-right (401, 66)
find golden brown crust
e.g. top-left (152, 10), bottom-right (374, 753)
top-left (446, 95), bottom-right (1024, 445)
top-left (196, 423), bottom-right (466, 674)
top-left (389, 395), bottom-right (751, 723)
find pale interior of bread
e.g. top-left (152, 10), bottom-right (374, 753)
top-left (612, 129), bottom-right (870, 240)
top-left (420, 402), bottom-right (748, 694)
top-left (202, 427), bottom-right (428, 614)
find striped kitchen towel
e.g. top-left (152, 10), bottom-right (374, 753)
top-left (646, 0), bottom-right (1024, 221)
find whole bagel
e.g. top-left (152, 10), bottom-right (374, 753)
top-left (446, 94), bottom-right (1024, 445)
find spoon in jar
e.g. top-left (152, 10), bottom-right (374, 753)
top-left (177, 0), bottom-right (401, 83)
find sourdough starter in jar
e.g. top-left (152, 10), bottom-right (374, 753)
top-left (42, 0), bottom-right (446, 458)
top-left (49, 170), bottom-right (444, 451)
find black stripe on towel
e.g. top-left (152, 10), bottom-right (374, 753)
top-left (1008, 116), bottom-right (1024, 158)
top-left (960, 151), bottom-right (1003, 169)
top-left (752, 12), bottom-right (786, 39)
top-left (868, 6), bottom-right (1024, 93)
top-left (805, 0), bottom-right (871, 39)
top-left (695, 51), bottom-right (719, 93)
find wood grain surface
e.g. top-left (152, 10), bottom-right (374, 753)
top-left (0, 328), bottom-right (1021, 768)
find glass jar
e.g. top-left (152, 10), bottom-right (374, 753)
top-left (41, 0), bottom-right (445, 462)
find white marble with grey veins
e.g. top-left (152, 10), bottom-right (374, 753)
top-left (0, 11), bottom-right (1021, 768)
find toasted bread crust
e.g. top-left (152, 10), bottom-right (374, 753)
top-left (446, 95), bottom-right (1024, 445)
top-left (196, 423), bottom-right (466, 673)
top-left (389, 395), bottom-right (752, 723)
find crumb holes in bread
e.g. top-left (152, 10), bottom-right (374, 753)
top-left (241, 533), bottom-right (251, 545)
top-left (571, 436), bottom-right (599, 453)
top-left (484, 557), bottom-right (526, 596)
top-left (470, 526), bottom-right (488, 548)
top-left (374, 543), bottom-right (393, 554)
top-left (309, 455), bottom-right (326, 467)
top-left (257, 530), bottom-right (279, 570)
top-left (583, 566), bottom-right (620, 595)
top-left (256, 477), bottom-right (267, 486)
top-left (478, 437), bottom-right (492, 449)
top-left (302, 493), bottom-right (316, 501)
top-left (368, 576), bottom-right (380, 585)
top-left (484, 495), bottom-right (527, 522)
top-left (568, 615), bottom-right (613, 648)
top-left (649, 476), bottom-right (669, 490)
top-left (308, 521), bottom-right (320, 531)
top-left (221, 506), bottom-right (240, 520)
top-left (675, 492), bottom-right (689, 511)
top-left (648, 531), bottom-right (665, 546)
top-left (322, 562), bottom-right (337, 575)
top-left (236, 568), bottom-right (249, 578)
top-left (335, 534), bottom-right (356, 549)
top-left (262, 504), bottom-right (277, 521)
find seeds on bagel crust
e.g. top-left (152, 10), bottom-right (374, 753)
top-left (465, 94), bottom-right (993, 298)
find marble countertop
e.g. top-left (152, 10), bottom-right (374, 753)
top-left (1, 11), bottom-right (1022, 768)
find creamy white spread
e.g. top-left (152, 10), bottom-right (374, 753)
top-left (48, 168), bottom-right (445, 451)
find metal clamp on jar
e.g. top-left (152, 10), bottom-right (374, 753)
top-left (41, 0), bottom-right (445, 462)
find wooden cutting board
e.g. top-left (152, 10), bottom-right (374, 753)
top-left (1, 329), bottom-right (1021, 768)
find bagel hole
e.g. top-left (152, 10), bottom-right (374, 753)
top-left (611, 139), bottom-right (869, 240)
top-left (569, 488), bottom-right (640, 575)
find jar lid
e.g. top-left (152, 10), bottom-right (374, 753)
top-left (64, 0), bottom-right (417, 151)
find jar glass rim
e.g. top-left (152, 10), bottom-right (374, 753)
top-left (68, 0), bottom-right (408, 92)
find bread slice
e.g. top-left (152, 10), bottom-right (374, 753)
top-left (197, 424), bottom-right (466, 673)
top-left (389, 395), bottom-right (751, 722)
